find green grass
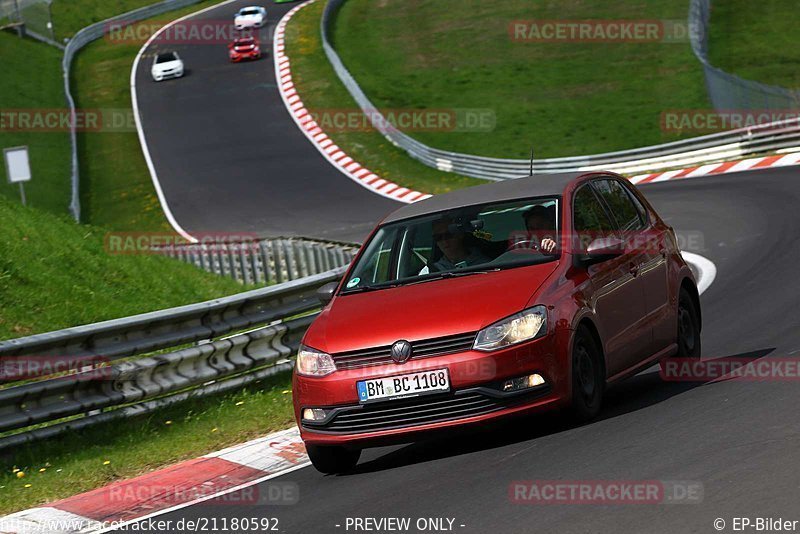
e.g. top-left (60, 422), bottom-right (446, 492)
top-left (50, 0), bottom-right (168, 41)
top-left (0, 196), bottom-right (251, 339)
top-left (0, 32), bottom-right (71, 215)
top-left (287, 1), bottom-right (481, 195)
top-left (328, 0), bottom-right (709, 159)
top-left (707, 0), bottom-right (800, 89)
top-left (0, 371), bottom-right (295, 515)
top-left (0, 0), bottom-right (214, 227)
top-left (0, 1), bottom-right (302, 515)
top-left (71, 0), bottom-right (223, 230)
top-left (71, 37), bottom-right (172, 231)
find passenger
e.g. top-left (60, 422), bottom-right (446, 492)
top-left (430, 217), bottom-right (491, 271)
top-left (523, 205), bottom-right (558, 254)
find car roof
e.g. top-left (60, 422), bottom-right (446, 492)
top-left (383, 171), bottom-right (590, 223)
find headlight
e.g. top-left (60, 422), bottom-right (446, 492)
top-left (473, 305), bottom-right (547, 351)
top-left (296, 344), bottom-right (336, 376)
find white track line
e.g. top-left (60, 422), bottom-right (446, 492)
top-left (272, 0), bottom-right (428, 204)
top-left (130, 0), bottom-right (243, 243)
top-left (681, 251), bottom-right (717, 295)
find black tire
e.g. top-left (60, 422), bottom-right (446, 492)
top-left (676, 287), bottom-right (701, 359)
top-left (306, 444), bottom-right (361, 474)
top-left (569, 325), bottom-right (605, 422)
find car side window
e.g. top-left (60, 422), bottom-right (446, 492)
top-left (593, 179), bottom-right (646, 231)
top-left (573, 185), bottom-right (616, 252)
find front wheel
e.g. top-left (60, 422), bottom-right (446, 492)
top-left (676, 287), bottom-right (701, 359)
top-left (569, 325), bottom-right (605, 422)
top-left (306, 444), bottom-right (361, 474)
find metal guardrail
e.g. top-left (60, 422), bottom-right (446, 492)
top-left (62, 0), bottom-right (207, 221)
top-left (320, 0), bottom-right (800, 181)
top-left (161, 237), bottom-right (358, 285)
top-left (0, 268), bottom-right (345, 450)
top-left (689, 0), bottom-right (800, 111)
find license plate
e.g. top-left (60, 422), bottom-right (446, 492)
top-left (357, 369), bottom-right (450, 403)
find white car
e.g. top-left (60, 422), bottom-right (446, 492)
top-left (151, 51), bottom-right (184, 82)
top-left (234, 6), bottom-right (267, 30)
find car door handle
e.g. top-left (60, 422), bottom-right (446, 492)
top-left (629, 263), bottom-right (639, 276)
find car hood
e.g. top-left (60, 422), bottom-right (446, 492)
top-left (152, 60), bottom-right (182, 71)
top-left (236, 14), bottom-right (262, 20)
top-left (304, 260), bottom-right (559, 354)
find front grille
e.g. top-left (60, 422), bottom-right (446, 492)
top-left (303, 388), bottom-right (545, 434)
top-left (332, 332), bottom-right (476, 370)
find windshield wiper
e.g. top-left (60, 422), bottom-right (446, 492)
top-left (404, 268), bottom-right (499, 286)
top-left (340, 268), bottom-right (499, 294)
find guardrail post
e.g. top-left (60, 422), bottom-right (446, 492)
top-left (239, 243), bottom-right (252, 285)
top-left (259, 240), bottom-right (273, 284)
top-left (218, 245), bottom-right (231, 279)
top-left (295, 241), bottom-right (310, 278)
top-left (199, 244), bottom-right (209, 272)
top-left (283, 239), bottom-right (298, 280)
top-left (250, 242), bottom-right (263, 285)
top-left (303, 241), bottom-right (317, 275)
top-left (272, 239), bottom-right (285, 284)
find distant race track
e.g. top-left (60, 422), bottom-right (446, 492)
top-left (129, 1), bottom-right (800, 532)
top-left (133, 0), bottom-right (399, 243)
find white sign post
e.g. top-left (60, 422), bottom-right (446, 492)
top-left (4, 146), bottom-right (31, 206)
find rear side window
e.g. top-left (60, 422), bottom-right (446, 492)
top-left (593, 179), bottom-right (646, 231)
top-left (572, 185), bottom-right (616, 251)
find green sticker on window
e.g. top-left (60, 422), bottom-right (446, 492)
top-left (346, 277), bottom-right (360, 288)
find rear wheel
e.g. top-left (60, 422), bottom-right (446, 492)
top-left (569, 325), bottom-right (605, 422)
top-left (306, 444), bottom-right (361, 474)
top-left (676, 287), bottom-right (701, 359)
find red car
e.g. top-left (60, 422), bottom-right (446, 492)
top-left (228, 37), bottom-right (261, 62)
top-left (293, 171), bottom-right (701, 473)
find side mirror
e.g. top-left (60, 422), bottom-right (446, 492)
top-left (317, 282), bottom-right (339, 306)
top-left (580, 237), bottom-right (625, 266)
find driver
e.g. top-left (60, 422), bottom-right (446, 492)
top-left (522, 205), bottom-right (557, 254)
top-left (430, 217), bottom-right (491, 271)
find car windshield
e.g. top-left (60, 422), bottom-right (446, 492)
top-left (240, 8), bottom-right (260, 15)
top-left (235, 39), bottom-right (254, 46)
top-left (155, 53), bottom-right (177, 64)
top-left (341, 196), bottom-right (560, 293)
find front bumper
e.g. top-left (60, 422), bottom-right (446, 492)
top-left (230, 50), bottom-right (261, 62)
top-left (293, 331), bottom-right (571, 447)
top-left (152, 69), bottom-right (183, 81)
top-left (235, 21), bottom-right (263, 30)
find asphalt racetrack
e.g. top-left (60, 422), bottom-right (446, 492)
top-left (134, 0), bottom-right (400, 243)
top-left (131, 1), bottom-right (800, 532)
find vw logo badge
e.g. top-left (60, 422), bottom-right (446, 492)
top-left (391, 340), bottom-right (413, 364)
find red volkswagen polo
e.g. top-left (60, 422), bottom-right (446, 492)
top-left (293, 171), bottom-right (701, 473)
